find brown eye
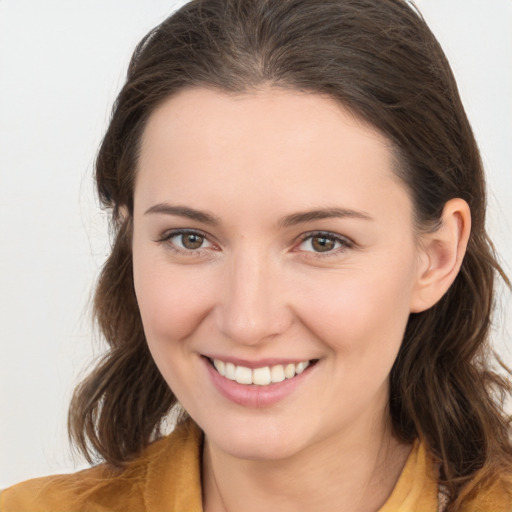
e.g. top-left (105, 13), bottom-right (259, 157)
top-left (180, 233), bottom-right (204, 250)
top-left (311, 236), bottom-right (335, 252)
top-left (161, 230), bottom-right (213, 252)
top-left (298, 232), bottom-right (348, 254)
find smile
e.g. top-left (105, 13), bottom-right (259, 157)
top-left (210, 358), bottom-right (313, 386)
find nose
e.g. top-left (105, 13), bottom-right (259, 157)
top-left (214, 248), bottom-right (293, 346)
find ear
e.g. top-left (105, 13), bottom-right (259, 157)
top-left (118, 205), bottom-right (129, 222)
top-left (410, 198), bottom-right (471, 313)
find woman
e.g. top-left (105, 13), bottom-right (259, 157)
top-left (2, 0), bottom-right (511, 510)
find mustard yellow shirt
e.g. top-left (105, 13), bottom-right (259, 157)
top-left (2, 421), bottom-right (511, 511)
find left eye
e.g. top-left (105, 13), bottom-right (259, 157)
top-left (298, 233), bottom-right (347, 253)
top-left (167, 231), bottom-right (212, 251)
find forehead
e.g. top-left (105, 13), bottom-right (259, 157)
top-left (135, 86), bottom-right (411, 224)
top-left (140, 86), bottom-right (392, 163)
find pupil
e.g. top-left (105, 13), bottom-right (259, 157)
top-left (312, 236), bottom-right (334, 252)
top-left (183, 234), bottom-right (203, 249)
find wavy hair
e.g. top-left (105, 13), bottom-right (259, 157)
top-left (68, 0), bottom-right (512, 508)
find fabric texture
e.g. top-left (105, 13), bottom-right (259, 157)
top-left (1, 421), bottom-right (511, 511)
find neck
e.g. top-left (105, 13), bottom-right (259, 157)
top-left (201, 409), bottom-right (411, 512)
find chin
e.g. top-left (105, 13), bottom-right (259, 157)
top-left (200, 414), bottom-right (313, 462)
top-left (216, 435), bottom-right (301, 462)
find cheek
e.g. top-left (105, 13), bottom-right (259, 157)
top-left (294, 262), bottom-right (416, 357)
top-left (293, 270), bottom-right (414, 413)
top-left (133, 253), bottom-right (216, 344)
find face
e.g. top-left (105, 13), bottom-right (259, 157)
top-left (132, 86), bottom-right (425, 461)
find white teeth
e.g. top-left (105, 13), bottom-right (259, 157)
top-left (235, 366), bottom-right (253, 385)
top-left (225, 362), bottom-right (236, 380)
top-left (284, 363), bottom-right (296, 379)
top-left (212, 358), bottom-right (312, 386)
top-left (270, 365), bottom-right (286, 383)
top-left (253, 366), bottom-right (272, 386)
top-left (213, 359), bottom-right (226, 377)
top-left (296, 361), bottom-right (309, 374)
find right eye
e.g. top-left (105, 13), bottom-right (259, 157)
top-left (158, 229), bottom-right (214, 254)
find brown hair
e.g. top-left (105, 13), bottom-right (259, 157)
top-left (68, 0), bottom-right (512, 508)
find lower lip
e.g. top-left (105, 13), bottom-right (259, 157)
top-left (203, 357), bottom-right (316, 408)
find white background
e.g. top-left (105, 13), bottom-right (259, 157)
top-left (1, 0), bottom-right (511, 488)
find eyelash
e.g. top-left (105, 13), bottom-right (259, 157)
top-left (296, 231), bottom-right (353, 258)
top-left (156, 229), bottom-right (353, 258)
top-left (156, 229), bottom-right (215, 257)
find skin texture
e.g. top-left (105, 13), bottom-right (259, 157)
top-left (131, 86), bottom-right (470, 512)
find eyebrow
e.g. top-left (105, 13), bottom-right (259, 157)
top-left (144, 203), bottom-right (373, 227)
top-left (144, 204), bottom-right (221, 225)
top-left (279, 207), bottom-right (373, 227)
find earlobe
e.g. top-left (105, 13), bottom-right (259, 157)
top-left (117, 205), bottom-right (130, 222)
top-left (410, 198), bottom-right (471, 313)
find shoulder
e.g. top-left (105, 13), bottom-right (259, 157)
top-left (1, 463), bottom-right (127, 512)
top-left (461, 471), bottom-right (512, 512)
top-left (0, 420), bottom-right (203, 512)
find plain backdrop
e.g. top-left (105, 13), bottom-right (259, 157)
top-left (1, 0), bottom-right (511, 488)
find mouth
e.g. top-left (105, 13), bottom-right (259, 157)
top-left (206, 357), bottom-right (318, 386)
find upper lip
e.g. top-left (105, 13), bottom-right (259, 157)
top-left (202, 354), bottom-right (316, 369)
